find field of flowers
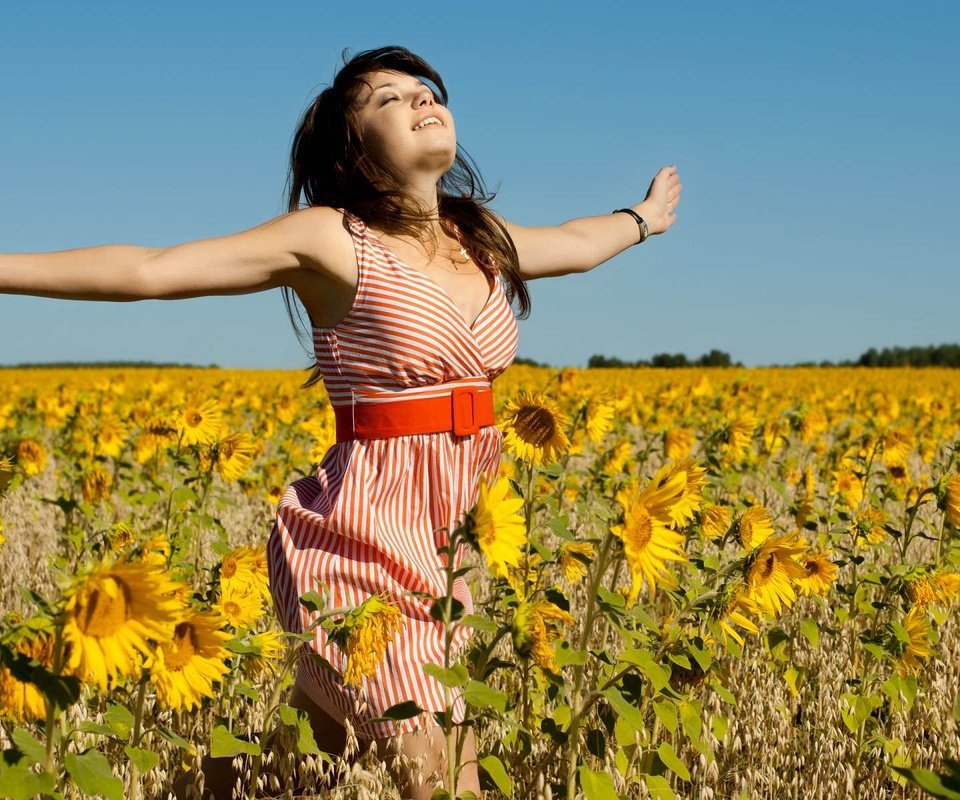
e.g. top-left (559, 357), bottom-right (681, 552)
top-left (1, 364), bottom-right (959, 800)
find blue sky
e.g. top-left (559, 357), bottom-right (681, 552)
top-left (1, 1), bottom-right (957, 369)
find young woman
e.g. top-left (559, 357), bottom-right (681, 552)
top-left (1, 45), bottom-right (681, 799)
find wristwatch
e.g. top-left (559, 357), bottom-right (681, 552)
top-left (612, 208), bottom-right (649, 244)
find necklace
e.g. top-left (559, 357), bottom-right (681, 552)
top-left (446, 224), bottom-right (470, 269)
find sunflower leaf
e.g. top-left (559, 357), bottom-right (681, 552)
top-left (478, 755), bottom-right (512, 796)
top-left (643, 773), bottom-right (676, 799)
top-left (658, 741), bottom-right (691, 781)
top-left (578, 765), bottom-right (618, 800)
top-left (210, 725), bottom-right (260, 758)
top-left (103, 703), bottom-right (134, 738)
top-left (423, 662), bottom-right (469, 688)
top-left (278, 704), bottom-right (321, 755)
top-left (369, 700), bottom-right (424, 722)
top-left (0, 761), bottom-right (56, 800)
top-left (10, 727), bottom-right (46, 766)
top-left (891, 766), bottom-right (960, 799)
top-left (463, 679), bottom-right (507, 712)
top-left (124, 745), bottom-right (160, 773)
top-left (156, 724), bottom-right (194, 751)
top-left (459, 614), bottom-right (498, 634)
top-left (65, 750), bottom-right (123, 800)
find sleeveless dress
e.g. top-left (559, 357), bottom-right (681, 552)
top-left (267, 209), bottom-right (520, 739)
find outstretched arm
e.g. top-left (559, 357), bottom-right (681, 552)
top-left (0, 206), bottom-right (346, 301)
top-left (495, 165), bottom-right (682, 280)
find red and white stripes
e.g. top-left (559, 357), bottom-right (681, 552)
top-left (267, 209), bottom-right (519, 739)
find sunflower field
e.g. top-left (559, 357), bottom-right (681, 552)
top-left (1, 365), bottom-right (959, 800)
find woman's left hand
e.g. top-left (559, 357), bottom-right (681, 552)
top-left (638, 165), bottom-right (682, 236)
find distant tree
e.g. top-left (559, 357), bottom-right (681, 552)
top-left (513, 355), bottom-right (551, 368)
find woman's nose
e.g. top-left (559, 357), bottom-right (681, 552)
top-left (415, 88), bottom-right (434, 107)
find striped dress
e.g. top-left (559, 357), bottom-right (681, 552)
top-left (267, 208), bottom-right (520, 739)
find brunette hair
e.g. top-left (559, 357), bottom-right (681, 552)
top-left (281, 45), bottom-right (530, 388)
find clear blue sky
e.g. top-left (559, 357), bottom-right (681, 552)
top-left (2, 1), bottom-right (958, 369)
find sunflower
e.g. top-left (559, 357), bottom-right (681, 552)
top-left (723, 411), bottom-right (758, 454)
top-left (214, 432), bottom-right (256, 482)
top-left (894, 609), bottom-right (931, 675)
top-left (81, 465), bottom-right (113, 505)
top-left (106, 522), bottom-right (135, 552)
top-left (149, 611), bottom-right (232, 711)
top-left (795, 550), bottom-right (838, 597)
top-left (662, 458), bottom-right (707, 528)
top-left (881, 428), bottom-right (913, 468)
top-left (611, 471), bottom-right (688, 605)
top-left (94, 415), bottom-right (128, 458)
top-left (0, 456), bottom-right (15, 491)
top-left (851, 506), bottom-right (887, 546)
top-left (510, 600), bottom-right (576, 673)
top-left (15, 439), bottom-right (47, 477)
top-left (220, 545), bottom-right (271, 604)
top-left (177, 399), bottom-right (222, 446)
top-left (584, 398), bottom-right (616, 445)
top-left (602, 439), bottom-right (633, 477)
top-left (737, 505), bottom-right (775, 550)
top-left (939, 475), bottom-right (960, 527)
top-left (559, 541), bottom-right (595, 584)
top-left (713, 583), bottom-right (761, 647)
top-left (245, 630), bottom-right (286, 677)
top-left (215, 585), bottom-right (264, 629)
top-left (501, 390), bottom-right (571, 464)
top-left (934, 572), bottom-right (960, 604)
top-left (664, 427), bottom-right (695, 461)
top-left (744, 533), bottom-right (808, 618)
top-left (832, 469), bottom-right (863, 510)
top-left (328, 594), bottom-right (404, 688)
top-left (141, 534), bottom-right (171, 569)
top-left (699, 504), bottom-right (732, 541)
top-left (467, 474), bottom-right (526, 581)
top-left (62, 560), bottom-right (186, 690)
top-left (0, 634), bottom-right (52, 722)
top-left (905, 574), bottom-right (937, 611)
top-left (133, 415), bottom-right (178, 465)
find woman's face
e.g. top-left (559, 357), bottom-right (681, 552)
top-left (352, 69), bottom-right (457, 182)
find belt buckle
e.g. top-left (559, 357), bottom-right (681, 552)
top-left (451, 386), bottom-right (479, 436)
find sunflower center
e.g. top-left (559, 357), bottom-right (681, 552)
top-left (512, 406), bottom-right (558, 447)
top-left (626, 508), bottom-right (653, 550)
top-left (223, 601), bottom-right (241, 618)
top-left (185, 411), bottom-right (203, 427)
top-left (164, 622), bottom-right (198, 670)
top-left (221, 560), bottom-right (238, 579)
top-left (757, 553), bottom-right (776, 582)
top-left (78, 577), bottom-right (131, 637)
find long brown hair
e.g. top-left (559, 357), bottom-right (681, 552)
top-left (282, 45), bottom-right (530, 388)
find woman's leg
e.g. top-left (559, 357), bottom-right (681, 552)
top-left (371, 723), bottom-right (482, 800)
top-left (171, 685), bottom-right (351, 799)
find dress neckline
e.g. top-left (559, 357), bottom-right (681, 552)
top-left (363, 225), bottom-right (499, 334)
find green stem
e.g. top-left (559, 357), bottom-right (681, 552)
top-left (162, 436), bottom-right (184, 540)
top-left (44, 626), bottom-right (64, 775)
top-left (441, 529), bottom-right (458, 797)
top-left (127, 678), bottom-right (149, 800)
top-left (565, 529), bottom-right (613, 800)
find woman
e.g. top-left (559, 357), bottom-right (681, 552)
top-left (1, 45), bottom-right (681, 799)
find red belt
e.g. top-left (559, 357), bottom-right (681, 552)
top-left (335, 385), bottom-right (496, 442)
